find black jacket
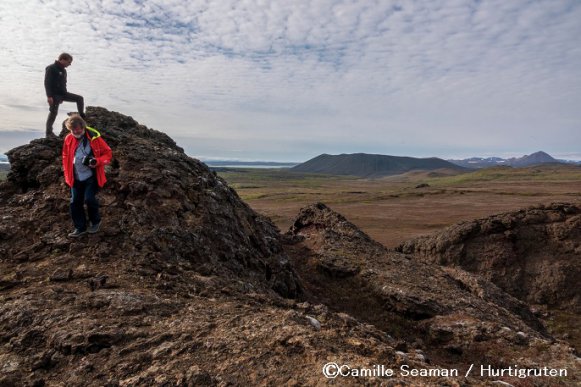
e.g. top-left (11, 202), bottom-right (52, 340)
top-left (44, 61), bottom-right (67, 97)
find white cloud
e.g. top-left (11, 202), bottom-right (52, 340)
top-left (0, 0), bottom-right (580, 161)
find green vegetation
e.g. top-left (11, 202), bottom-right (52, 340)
top-left (217, 168), bottom-right (358, 202)
top-left (218, 168), bottom-right (352, 187)
top-left (219, 165), bottom-right (581, 191)
top-left (427, 165), bottom-right (581, 186)
top-left (217, 164), bottom-right (581, 205)
top-left (0, 171), bottom-right (7, 181)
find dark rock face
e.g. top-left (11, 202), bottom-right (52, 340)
top-left (5, 136), bottom-right (62, 192)
top-left (396, 203), bottom-right (581, 311)
top-left (1, 107), bottom-right (300, 298)
top-left (284, 203), bottom-right (578, 379)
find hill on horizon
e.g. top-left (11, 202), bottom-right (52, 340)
top-left (291, 153), bottom-right (465, 178)
top-left (510, 150), bottom-right (557, 167)
top-left (448, 151), bottom-right (581, 169)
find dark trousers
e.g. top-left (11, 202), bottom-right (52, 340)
top-left (70, 176), bottom-right (100, 231)
top-left (46, 92), bottom-right (84, 135)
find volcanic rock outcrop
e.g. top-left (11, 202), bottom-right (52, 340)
top-left (284, 203), bottom-right (579, 379)
top-left (0, 107), bottom-right (578, 386)
top-left (396, 203), bottom-right (581, 311)
top-left (2, 107), bottom-right (300, 298)
top-left (0, 108), bottom-right (445, 386)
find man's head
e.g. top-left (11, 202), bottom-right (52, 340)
top-left (58, 52), bottom-right (73, 67)
top-left (65, 115), bottom-right (86, 139)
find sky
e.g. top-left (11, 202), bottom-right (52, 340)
top-left (0, 0), bottom-right (580, 162)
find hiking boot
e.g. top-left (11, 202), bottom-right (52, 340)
top-left (88, 221), bottom-right (101, 234)
top-left (68, 229), bottom-right (87, 238)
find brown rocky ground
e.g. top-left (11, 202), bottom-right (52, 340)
top-left (397, 203), bottom-right (581, 312)
top-left (284, 203), bottom-right (579, 383)
top-left (396, 203), bottom-right (581, 355)
top-left (0, 107), bottom-right (579, 386)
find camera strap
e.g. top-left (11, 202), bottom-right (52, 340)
top-left (79, 135), bottom-right (93, 157)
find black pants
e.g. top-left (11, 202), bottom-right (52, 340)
top-left (46, 92), bottom-right (84, 135)
top-left (70, 176), bottom-right (100, 232)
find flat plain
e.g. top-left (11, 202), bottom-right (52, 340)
top-left (218, 164), bottom-right (581, 248)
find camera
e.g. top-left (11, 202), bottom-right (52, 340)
top-left (82, 156), bottom-right (97, 167)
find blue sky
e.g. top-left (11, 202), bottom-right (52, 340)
top-left (0, 0), bottom-right (580, 161)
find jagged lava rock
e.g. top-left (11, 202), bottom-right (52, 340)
top-left (1, 109), bottom-right (579, 385)
top-left (0, 107), bottom-right (471, 386)
top-left (397, 203), bottom-right (581, 311)
top-left (285, 203), bottom-right (579, 383)
top-left (1, 106), bottom-right (300, 298)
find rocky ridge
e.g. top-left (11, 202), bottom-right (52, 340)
top-left (0, 107), bottom-right (579, 386)
top-left (2, 107), bottom-right (300, 299)
top-left (396, 203), bottom-right (581, 311)
top-left (284, 203), bottom-right (579, 379)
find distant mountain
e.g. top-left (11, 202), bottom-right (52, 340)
top-left (291, 153), bottom-right (465, 177)
top-left (453, 157), bottom-right (508, 168)
top-left (0, 154), bottom-right (8, 163)
top-left (508, 151), bottom-right (557, 167)
top-left (448, 151), bottom-right (578, 169)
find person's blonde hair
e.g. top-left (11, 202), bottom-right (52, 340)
top-left (65, 114), bottom-right (86, 131)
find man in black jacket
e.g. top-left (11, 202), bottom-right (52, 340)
top-left (45, 53), bottom-right (85, 137)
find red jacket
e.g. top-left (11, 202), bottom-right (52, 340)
top-left (62, 127), bottom-right (112, 188)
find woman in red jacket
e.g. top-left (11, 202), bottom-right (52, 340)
top-left (62, 115), bottom-right (112, 237)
